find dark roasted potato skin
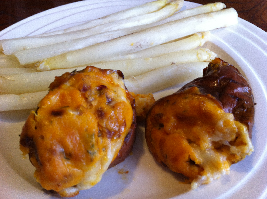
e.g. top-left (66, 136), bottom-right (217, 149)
top-left (145, 58), bottom-right (254, 187)
top-left (179, 58), bottom-right (255, 137)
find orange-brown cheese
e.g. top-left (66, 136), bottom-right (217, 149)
top-left (146, 87), bottom-right (253, 188)
top-left (145, 57), bottom-right (256, 189)
top-left (20, 66), bottom-right (135, 196)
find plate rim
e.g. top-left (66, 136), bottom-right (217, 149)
top-left (1, 1), bottom-right (267, 199)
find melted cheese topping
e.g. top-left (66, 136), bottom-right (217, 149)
top-left (146, 91), bottom-right (253, 188)
top-left (20, 67), bottom-right (134, 196)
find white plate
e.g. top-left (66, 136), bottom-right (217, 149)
top-left (1, 1), bottom-right (267, 199)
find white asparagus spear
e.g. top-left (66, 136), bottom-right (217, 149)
top-left (124, 62), bottom-right (209, 94)
top-left (15, 30), bottom-right (208, 66)
top-left (14, 28), bottom-right (141, 65)
top-left (2, 0), bottom-right (182, 56)
top-left (43, 0), bottom-right (172, 36)
top-left (0, 67), bottom-right (37, 75)
top-left (105, 2), bottom-right (226, 38)
top-left (42, 2), bottom-right (225, 36)
top-left (0, 2), bottom-right (224, 53)
top-left (0, 67), bottom-right (85, 94)
top-left (94, 48), bottom-right (216, 78)
top-left (14, 0), bottom-right (183, 64)
top-left (0, 0), bottom-right (170, 51)
top-left (0, 47), bottom-right (216, 94)
top-left (0, 91), bottom-right (48, 111)
top-left (37, 8), bottom-right (238, 71)
top-left (151, 2), bottom-right (226, 26)
top-left (2, 32), bottom-right (209, 71)
top-left (0, 54), bottom-right (22, 68)
top-left (0, 62), bottom-right (208, 111)
top-left (108, 32), bottom-right (210, 61)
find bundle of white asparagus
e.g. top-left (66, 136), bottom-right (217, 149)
top-left (0, 0), bottom-right (239, 112)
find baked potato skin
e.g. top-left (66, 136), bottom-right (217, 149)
top-left (145, 58), bottom-right (254, 187)
top-left (20, 66), bottom-right (136, 196)
top-left (179, 58), bottom-right (255, 137)
top-left (145, 90), bottom-right (224, 179)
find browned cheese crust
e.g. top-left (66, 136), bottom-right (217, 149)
top-left (20, 66), bottom-right (136, 197)
top-left (179, 58), bottom-right (254, 137)
top-left (145, 58), bottom-right (254, 188)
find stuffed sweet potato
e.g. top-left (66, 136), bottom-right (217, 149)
top-left (145, 58), bottom-right (254, 188)
top-left (20, 66), bottom-right (136, 197)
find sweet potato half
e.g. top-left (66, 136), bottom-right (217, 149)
top-left (145, 58), bottom-right (254, 188)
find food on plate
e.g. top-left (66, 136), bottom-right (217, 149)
top-left (0, 0), bottom-right (246, 196)
top-left (0, 1), bottom-right (240, 113)
top-left (165, 2), bottom-right (226, 22)
top-left (1, 0), bottom-right (183, 58)
top-left (125, 61), bottom-right (209, 94)
top-left (0, 1), bottom-right (226, 64)
top-left (96, 48), bottom-right (216, 78)
top-left (39, 0), bottom-right (174, 36)
top-left (10, 0), bottom-right (183, 64)
top-left (0, 1), bottom-right (226, 57)
top-left (19, 66), bottom-right (137, 197)
top-left (0, 66), bottom-right (87, 94)
top-left (0, 91), bottom-right (48, 112)
top-left (0, 62), bottom-right (208, 111)
top-left (145, 58), bottom-right (254, 188)
top-left (36, 8), bottom-right (237, 71)
top-left (130, 92), bottom-right (155, 121)
top-left (10, 31), bottom-right (209, 67)
top-left (107, 32), bottom-right (210, 61)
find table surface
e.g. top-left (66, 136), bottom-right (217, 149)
top-left (0, 0), bottom-right (266, 32)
